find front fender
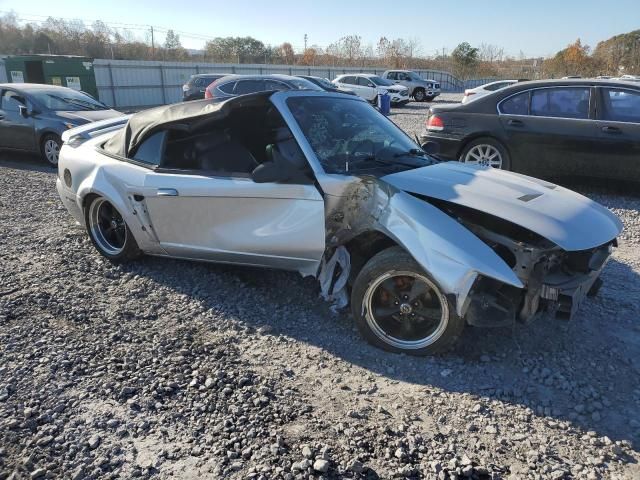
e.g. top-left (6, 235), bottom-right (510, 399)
top-left (376, 191), bottom-right (523, 315)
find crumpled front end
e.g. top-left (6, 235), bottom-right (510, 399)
top-left (431, 198), bottom-right (617, 327)
top-left (320, 169), bottom-right (620, 329)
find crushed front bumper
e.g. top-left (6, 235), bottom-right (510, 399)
top-left (464, 242), bottom-right (614, 328)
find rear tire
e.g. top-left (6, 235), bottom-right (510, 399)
top-left (40, 134), bottom-right (62, 167)
top-left (459, 137), bottom-right (511, 170)
top-left (85, 196), bottom-right (141, 262)
top-left (351, 247), bottom-right (464, 356)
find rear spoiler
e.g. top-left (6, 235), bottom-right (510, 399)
top-left (61, 115), bottom-right (131, 146)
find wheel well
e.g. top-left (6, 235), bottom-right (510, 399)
top-left (413, 86), bottom-right (425, 94)
top-left (344, 231), bottom-right (399, 283)
top-left (457, 135), bottom-right (509, 160)
top-left (82, 193), bottom-right (99, 209)
top-left (38, 131), bottom-right (61, 146)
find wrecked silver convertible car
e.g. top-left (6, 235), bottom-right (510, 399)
top-left (56, 91), bottom-right (623, 355)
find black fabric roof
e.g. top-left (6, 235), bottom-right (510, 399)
top-left (103, 92), bottom-right (273, 157)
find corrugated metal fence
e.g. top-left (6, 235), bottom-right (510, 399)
top-left (0, 59), bottom-right (8, 83)
top-left (94, 59), bottom-right (493, 108)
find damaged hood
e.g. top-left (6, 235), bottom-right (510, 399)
top-left (382, 162), bottom-right (623, 251)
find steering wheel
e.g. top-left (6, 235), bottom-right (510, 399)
top-left (348, 139), bottom-right (375, 161)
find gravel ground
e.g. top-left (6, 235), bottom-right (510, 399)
top-left (1, 104), bottom-right (639, 480)
top-left (389, 93), bottom-right (464, 139)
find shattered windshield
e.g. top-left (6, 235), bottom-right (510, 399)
top-left (287, 96), bottom-right (435, 175)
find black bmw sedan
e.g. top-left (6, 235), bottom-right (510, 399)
top-left (420, 79), bottom-right (640, 183)
top-left (0, 83), bottom-right (122, 166)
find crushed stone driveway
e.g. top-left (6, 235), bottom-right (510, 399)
top-left (1, 138), bottom-right (639, 480)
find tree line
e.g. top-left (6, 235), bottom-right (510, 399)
top-left (1, 12), bottom-right (638, 79)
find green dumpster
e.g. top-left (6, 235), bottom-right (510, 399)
top-left (3, 54), bottom-right (99, 99)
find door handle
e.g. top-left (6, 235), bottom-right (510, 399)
top-left (507, 119), bottom-right (524, 126)
top-left (601, 125), bottom-right (621, 134)
top-left (157, 188), bottom-right (179, 196)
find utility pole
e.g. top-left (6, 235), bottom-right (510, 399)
top-left (304, 34), bottom-right (308, 51)
top-left (150, 26), bottom-right (155, 59)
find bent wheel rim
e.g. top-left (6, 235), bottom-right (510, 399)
top-left (463, 144), bottom-right (503, 168)
top-left (364, 271), bottom-right (448, 350)
top-left (88, 198), bottom-right (127, 255)
top-left (44, 139), bottom-right (60, 165)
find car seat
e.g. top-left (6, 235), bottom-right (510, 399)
top-left (195, 130), bottom-right (259, 174)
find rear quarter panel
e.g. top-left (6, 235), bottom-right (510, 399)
top-left (429, 106), bottom-right (508, 160)
top-left (57, 133), bottom-right (162, 253)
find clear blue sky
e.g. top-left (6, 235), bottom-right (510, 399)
top-left (1, 0), bottom-right (638, 57)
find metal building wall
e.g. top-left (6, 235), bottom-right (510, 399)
top-left (93, 59), bottom-right (473, 109)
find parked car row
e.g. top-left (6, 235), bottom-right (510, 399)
top-left (3, 76), bottom-right (639, 186)
top-left (420, 78), bottom-right (640, 183)
top-left (181, 70), bottom-right (441, 104)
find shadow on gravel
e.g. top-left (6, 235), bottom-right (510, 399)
top-left (122, 250), bottom-right (640, 447)
top-left (0, 153), bottom-right (54, 173)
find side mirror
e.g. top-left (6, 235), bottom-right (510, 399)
top-left (421, 141), bottom-right (440, 155)
top-left (252, 160), bottom-right (291, 184)
top-left (18, 105), bottom-right (29, 118)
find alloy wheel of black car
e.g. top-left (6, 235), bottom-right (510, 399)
top-left (41, 134), bottom-right (62, 166)
top-left (460, 137), bottom-right (511, 170)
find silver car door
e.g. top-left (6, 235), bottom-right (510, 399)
top-left (140, 171), bottom-right (325, 275)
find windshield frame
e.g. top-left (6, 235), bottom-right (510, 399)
top-left (277, 92), bottom-right (434, 178)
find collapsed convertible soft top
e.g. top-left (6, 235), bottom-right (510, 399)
top-left (103, 92), bottom-right (274, 157)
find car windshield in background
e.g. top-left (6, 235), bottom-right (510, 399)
top-left (287, 96), bottom-right (433, 175)
top-left (288, 78), bottom-right (324, 91)
top-left (369, 76), bottom-right (394, 87)
top-left (30, 90), bottom-right (108, 111)
top-left (316, 77), bottom-right (336, 89)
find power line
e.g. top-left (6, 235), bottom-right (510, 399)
top-left (0, 10), bottom-right (327, 49)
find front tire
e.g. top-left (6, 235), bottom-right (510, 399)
top-left (413, 88), bottom-right (426, 102)
top-left (85, 196), bottom-right (141, 262)
top-left (459, 137), bottom-right (511, 170)
top-left (351, 247), bottom-right (464, 355)
top-left (40, 134), bottom-right (62, 166)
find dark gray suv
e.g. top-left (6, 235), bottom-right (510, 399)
top-left (0, 83), bottom-right (122, 165)
top-left (205, 74), bottom-right (323, 100)
top-left (182, 74), bottom-right (226, 101)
